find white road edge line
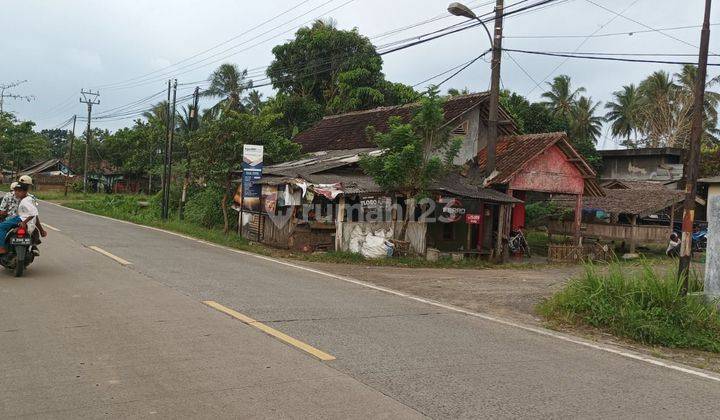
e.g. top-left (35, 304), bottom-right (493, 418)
top-left (47, 201), bottom-right (720, 384)
top-left (43, 224), bottom-right (61, 232)
top-left (87, 245), bottom-right (133, 266)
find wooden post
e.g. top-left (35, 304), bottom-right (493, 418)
top-left (477, 202), bottom-right (485, 251)
top-left (335, 196), bottom-right (346, 251)
top-left (630, 214), bottom-right (638, 254)
top-left (495, 204), bottom-right (504, 259)
top-left (669, 203), bottom-right (676, 236)
top-left (573, 194), bottom-right (583, 246)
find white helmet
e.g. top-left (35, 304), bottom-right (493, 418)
top-left (9, 182), bottom-right (18, 191)
top-left (18, 175), bottom-right (33, 185)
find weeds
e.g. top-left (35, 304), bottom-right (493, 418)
top-left (539, 261), bottom-right (720, 352)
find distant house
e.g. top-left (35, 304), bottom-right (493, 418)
top-left (240, 93), bottom-right (602, 260)
top-left (17, 159), bottom-right (75, 191)
top-left (598, 148), bottom-right (684, 187)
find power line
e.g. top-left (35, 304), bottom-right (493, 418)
top-left (505, 48), bottom-right (720, 66)
top-left (525, 0), bottom-right (642, 95)
top-left (505, 23), bottom-right (719, 39)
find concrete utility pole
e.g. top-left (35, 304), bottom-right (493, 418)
top-left (448, 1), bottom-right (503, 174)
top-left (0, 80), bottom-right (34, 114)
top-left (679, 0), bottom-right (712, 295)
top-left (63, 115), bottom-right (77, 197)
top-left (161, 79), bottom-right (177, 220)
top-left (80, 90), bottom-right (100, 193)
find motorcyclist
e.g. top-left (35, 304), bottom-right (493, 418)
top-left (0, 182), bottom-right (19, 221)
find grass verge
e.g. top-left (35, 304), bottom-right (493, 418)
top-left (539, 261), bottom-right (720, 352)
top-left (60, 195), bottom-right (513, 270)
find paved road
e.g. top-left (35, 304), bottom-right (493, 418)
top-left (2, 203), bottom-right (720, 418)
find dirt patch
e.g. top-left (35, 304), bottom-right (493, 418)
top-left (298, 261), bottom-right (581, 325)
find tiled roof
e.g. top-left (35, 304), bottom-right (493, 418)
top-left (293, 92), bottom-right (516, 153)
top-left (554, 188), bottom-right (686, 217)
top-left (477, 132), bottom-right (604, 197)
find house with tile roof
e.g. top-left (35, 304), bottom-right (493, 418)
top-left (242, 93), bottom-right (604, 260)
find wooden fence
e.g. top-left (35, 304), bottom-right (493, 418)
top-left (548, 243), bottom-right (614, 263)
top-left (547, 221), bottom-right (670, 244)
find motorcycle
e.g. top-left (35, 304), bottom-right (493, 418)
top-left (668, 230), bottom-right (708, 257)
top-left (0, 226), bottom-right (39, 277)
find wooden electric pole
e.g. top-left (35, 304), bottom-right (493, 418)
top-left (63, 115), bottom-right (77, 197)
top-left (679, 0), bottom-right (712, 295)
top-left (486, 0), bottom-right (504, 176)
top-left (161, 79), bottom-right (177, 220)
top-left (80, 90), bottom-right (100, 193)
top-left (179, 86), bottom-right (200, 220)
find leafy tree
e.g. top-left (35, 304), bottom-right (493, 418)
top-left (264, 93), bottom-right (324, 138)
top-left (447, 87), bottom-right (470, 97)
top-left (205, 63), bottom-right (252, 111)
top-left (605, 84), bottom-right (642, 148)
top-left (189, 109), bottom-right (299, 233)
top-left (244, 90), bottom-right (264, 116)
top-left (361, 88), bottom-right (460, 239)
top-left (0, 113), bottom-right (51, 173)
top-left (40, 128), bottom-right (71, 158)
top-left (541, 75), bottom-right (585, 120)
top-left (570, 96), bottom-right (604, 144)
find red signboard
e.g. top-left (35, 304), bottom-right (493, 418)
top-left (465, 214), bottom-right (482, 224)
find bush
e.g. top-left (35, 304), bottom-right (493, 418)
top-left (539, 262), bottom-right (720, 352)
top-left (184, 186), bottom-right (237, 230)
top-left (149, 184), bottom-right (183, 217)
top-left (75, 194), bottom-right (154, 223)
top-left (525, 201), bottom-right (571, 227)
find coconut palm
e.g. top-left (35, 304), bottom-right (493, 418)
top-left (675, 64), bottom-right (720, 144)
top-left (244, 90), bottom-right (264, 115)
top-left (605, 84), bottom-right (642, 147)
top-left (142, 101), bottom-right (169, 124)
top-left (541, 75), bottom-right (585, 120)
top-left (571, 96), bottom-right (604, 143)
top-left (205, 63), bottom-right (252, 111)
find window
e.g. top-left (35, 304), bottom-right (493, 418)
top-left (451, 121), bottom-right (469, 136)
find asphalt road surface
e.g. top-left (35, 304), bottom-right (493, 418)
top-left (2, 203), bottom-right (720, 419)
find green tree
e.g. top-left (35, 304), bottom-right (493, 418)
top-left (570, 96), bottom-right (604, 144)
top-left (189, 109), bottom-right (299, 233)
top-left (604, 84), bottom-right (642, 148)
top-left (244, 90), bottom-right (264, 116)
top-left (40, 128), bottom-right (71, 158)
top-left (541, 75), bottom-right (585, 120)
top-left (205, 63), bottom-right (252, 111)
top-left (361, 88), bottom-right (460, 239)
top-left (0, 113), bottom-right (51, 174)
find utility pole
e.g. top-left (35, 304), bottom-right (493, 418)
top-left (0, 80), bottom-right (34, 114)
top-left (162, 79), bottom-right (177, 220)
top-left (63, 115), bottom-right (77, 197)
top-left (80, 90), bottom-right (100, 193)
top-left (679, 0), bottom-right (712, 295)
top-left (179, 86), bottom-right (200, 220)
top-left (486, 0), bottom-right (504, 176)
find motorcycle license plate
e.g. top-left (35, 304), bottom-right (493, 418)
top-left (11, 237), bottom-right (31, 245)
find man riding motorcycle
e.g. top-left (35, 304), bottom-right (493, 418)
top-left (0, 178), bottom-right (46, 255)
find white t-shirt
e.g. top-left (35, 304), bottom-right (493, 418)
top-left (17, 196), bottom-right (39, 232)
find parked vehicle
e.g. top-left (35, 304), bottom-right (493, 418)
top-left (509, 229), bottom-right (531, 258)
top-left (0, 227), bottom-right (39, 277)
top-left (668, 229), bottom-right (707, 257)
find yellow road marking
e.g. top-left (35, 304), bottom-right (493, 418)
top-left (203, 300), bottom-right (336, 361)
top-left (88, 246), bottom-right (133, 266)
top-left (43, 224), bottom-right (61, 232)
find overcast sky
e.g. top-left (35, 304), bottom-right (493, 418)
top-left (2, 0), bottom-right (717, 149)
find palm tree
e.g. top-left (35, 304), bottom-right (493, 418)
top-left (142, 101), bottom-right (169, 124)
top-left (638, 71), bottom-right (677, 147)
top-left (244, 90), bottom-right (264, 115)
top-left (675, 64), bottom-right (720, 144)
top-left (541, 75), bottom-right (585, 120)
top-left (571, 96), bottom-right (604, 143)
top-left (205, 63), bottom-right (252, 111)
top-left (605, 84), bottom-right (642, 147)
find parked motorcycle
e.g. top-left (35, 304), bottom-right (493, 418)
top-left (667, 230), bottom-right (708, 258)
top-left (0, 227), bottom-right (39, 277)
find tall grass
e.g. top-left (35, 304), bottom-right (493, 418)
top-left (539, 261), bottom-right (720, 352)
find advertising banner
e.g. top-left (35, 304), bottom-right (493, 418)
top-left (242, 144), bottom-right (264, 213)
